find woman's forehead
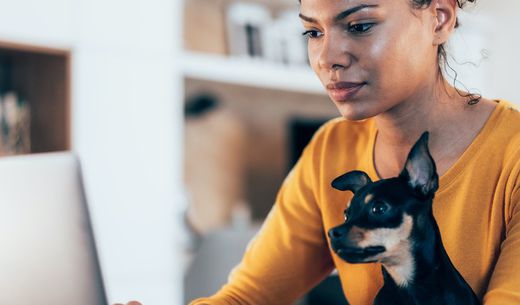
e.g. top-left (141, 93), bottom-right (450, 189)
top-left (300, 0), bottom-right (394, 8)
top-left (299, 0), bottom-right (412, 22)
top-left (299, 0), bottom-right (410, 14)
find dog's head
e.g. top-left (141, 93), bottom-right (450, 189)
top-left (328, 132), bottom-right (439, 264)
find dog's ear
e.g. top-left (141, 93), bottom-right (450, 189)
top-left (400, 132), bottom-right (439, 197)
top-left (331, 170), bottom-right (372, 193)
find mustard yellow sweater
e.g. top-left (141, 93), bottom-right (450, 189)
top-left (191, 100), bottom-right (520, 305)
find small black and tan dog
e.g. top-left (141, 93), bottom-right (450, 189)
top-left (328, 132), bottom-right (480, 305)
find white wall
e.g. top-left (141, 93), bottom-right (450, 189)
top-left (0, 0), bottom-right (185, 304)
top-left (0, 0), bottom-right (76, 48)
top-left (448, 1), bottom-right (520, 106)
top-left (73, 0), bottom-right (185, 304)
top-left (476, 0), bottom-right (520, 105)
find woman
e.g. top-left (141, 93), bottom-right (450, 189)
top-left (122, 0), bottom-right (520, 304)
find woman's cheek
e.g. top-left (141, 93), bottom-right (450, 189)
top-left (307, 44), bottom-right (322, 76)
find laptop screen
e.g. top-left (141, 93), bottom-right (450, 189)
top-left (0, 152), bottom-right (107, 305)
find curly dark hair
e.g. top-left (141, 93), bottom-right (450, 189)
top-left (411, 0), bottom-right (475, 9)
top-left (411, 0), bottom-right (474, 28)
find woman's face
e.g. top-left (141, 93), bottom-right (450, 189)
top-left (300, 0), bottom-right (441, 120)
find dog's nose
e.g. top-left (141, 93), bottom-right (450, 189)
top-left (328, 226), bottom-right (347, 239)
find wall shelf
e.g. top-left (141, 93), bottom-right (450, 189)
top-left (181, 51), bottom-right (326, 95)
top-left (0, 40), bottom-right (71, 155)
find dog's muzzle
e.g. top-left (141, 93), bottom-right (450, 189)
top-left (328, 224), bottom-right (386, 263)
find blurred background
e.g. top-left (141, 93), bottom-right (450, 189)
top-left (0, 0), bottom-right (518, 304)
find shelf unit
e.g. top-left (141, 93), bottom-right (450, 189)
top-left (180, 0), bottom-right (343, 304)
top-left (180, 0), bottom-right (335, 220)
top-left (180, 0), bottom-right (325, 95)
top-left (0, 40), bottom-right (71, 154)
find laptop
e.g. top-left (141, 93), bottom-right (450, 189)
top-left (0, 152), bottom-right (108, 305)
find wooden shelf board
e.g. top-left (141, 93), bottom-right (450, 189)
top-left (0, 40), bottom-right (70, 57)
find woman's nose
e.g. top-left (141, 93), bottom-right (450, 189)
top-left (317, 34), bottom-right (352, 72)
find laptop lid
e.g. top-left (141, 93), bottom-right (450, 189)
top-left (0, 152), bottom-right (108, 305)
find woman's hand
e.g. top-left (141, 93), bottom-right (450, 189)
top-left (113, 301), bottom-right (141, 305)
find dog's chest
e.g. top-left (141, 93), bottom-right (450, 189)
top-left (373, 283), bottom-right (446, 305)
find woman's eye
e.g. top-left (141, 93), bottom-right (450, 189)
top-left (371, 202), bottom-right (389, 215)
top-left (347, 23), bottom-right (375, 34)
top-left (302, 30), bottom-right (323, 39)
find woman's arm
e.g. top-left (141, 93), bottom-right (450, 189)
top-left (483, 177), bottom-right (520, 304)
top-left (190, 127), bottom-right (335, 305)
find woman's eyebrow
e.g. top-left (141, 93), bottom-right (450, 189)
top-left (334, 4), bottom-right (379, 22)
top-left (298, 13), bottom-right (316, 23)
top-left (299, 4), bottom-right (379, 23)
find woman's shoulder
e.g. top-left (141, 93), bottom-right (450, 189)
top-left (498, 99), bottom-right (520, 116)
top-left (493, 100), bottom-right (520, 148)
top-left (303, 117), bottom-right (376, 170)
top-left (494, 100), bottom-right (520, 208)
top-left (496, 99), bottom-right (520, 120)
top-left (490, 100), bottom-right (520, 178)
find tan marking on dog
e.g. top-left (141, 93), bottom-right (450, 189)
top-left (380, 238), bottom-right (415, 287)
top-left (348, 226), bottom-right (366, 242)
top-left (356, 215), bottom-right (415, 287)
top-left (364, 194), bottom-right (374, 204)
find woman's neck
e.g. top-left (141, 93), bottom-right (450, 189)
top-left (372, 79), bottom-right (496, 178)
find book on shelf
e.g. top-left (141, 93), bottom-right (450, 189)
top-left (0, 59), bottom-right (31, 156)
top-left (226, 2), bottom-right (307, 66)
top-left (184, 0), bottom-right (308, 67)
top-left (0, 91), bottom-right (31, 156)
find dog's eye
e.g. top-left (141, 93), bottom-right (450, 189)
top-left (343, 209), bottom-right (349, 221)
top-left (371, 201), bottom-right (389, 215)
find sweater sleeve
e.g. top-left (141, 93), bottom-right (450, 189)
top-left (483, 171), bottom-right (520, 304)
top-left (189, 126), bottom-right (335, 305)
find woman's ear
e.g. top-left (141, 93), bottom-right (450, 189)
top-left (432, 0), bottom-right (457, 46)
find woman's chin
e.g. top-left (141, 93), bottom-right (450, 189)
top-left (336, 106), bottom-right (374, 122)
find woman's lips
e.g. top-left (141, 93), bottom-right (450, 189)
top-left (327, 82), bottom-right (366, 101)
